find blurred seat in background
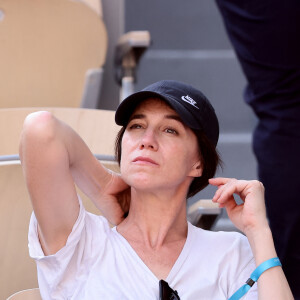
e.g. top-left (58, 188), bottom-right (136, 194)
top-left (6, 288), bottom-right (41, 300)
top-left (0, 107), bottom-right (120, 160)
top-left (0, 0), bottom-right (107, 108)
top-left (0, 0), bottom-right (150, 109)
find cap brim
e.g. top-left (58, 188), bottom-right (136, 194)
top-left (115, 91), bottom-right (201, 130)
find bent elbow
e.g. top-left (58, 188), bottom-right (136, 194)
top-left (19, 111), bottom-right (57, 158)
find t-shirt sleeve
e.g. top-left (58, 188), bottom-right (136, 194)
top-left (226, 234), bottom-right (258, 299)
top-left (28, 195), bottom-right (110, 299)
top-left (28, 195), bottom-right (85, 260)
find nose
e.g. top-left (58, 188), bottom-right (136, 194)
top-left (139, 129), bottom-right (158, 151)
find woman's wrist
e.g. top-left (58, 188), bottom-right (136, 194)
top-left (245, 225), bottom-right (278, 266)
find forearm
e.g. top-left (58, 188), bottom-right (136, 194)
top-left (246, 227), bottom-right (294, 299)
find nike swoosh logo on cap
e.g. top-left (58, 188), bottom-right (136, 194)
top-left (181, 95), bottom-right (199, 109)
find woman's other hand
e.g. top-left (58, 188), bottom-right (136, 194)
top-left (209, 178), bottom-right (269, 235)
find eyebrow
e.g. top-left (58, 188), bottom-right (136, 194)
top-left (129, 113), bottom-right (184, 124)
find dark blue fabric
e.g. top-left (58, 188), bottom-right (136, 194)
top-left (215, 1), bottom-right (300, 298)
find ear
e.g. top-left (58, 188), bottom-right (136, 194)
top-left (188, 160), bottom-right (203, 178)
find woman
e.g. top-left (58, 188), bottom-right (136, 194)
top-left (20, 80), bottom-right (293, 299)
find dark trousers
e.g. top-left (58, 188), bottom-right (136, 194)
top-left (253, 96), bottom-right (300, 298)
top-left (216, 0), bottom-right (300, 298)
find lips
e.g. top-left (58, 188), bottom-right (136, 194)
top-left (132, 156), bottom-right (158, 166)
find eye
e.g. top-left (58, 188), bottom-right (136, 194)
top-left (164, 127), bottom-right (178, 135)
top-left (128, 123), bottom-right (143, 130)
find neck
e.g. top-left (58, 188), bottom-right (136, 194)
top-left (117, 187), bottom-right (188, 249)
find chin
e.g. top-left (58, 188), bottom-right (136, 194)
top-left (122, 171), bottom-right (157, 189)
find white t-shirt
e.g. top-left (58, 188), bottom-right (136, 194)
top-left (28, 199), bottom-right (258, 300)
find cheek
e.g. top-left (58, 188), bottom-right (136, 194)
top-left (171, 140), bottom-right (200, 170)
top-left (164, 143), bottom-right (190, 168)
top-left (187, 134), bottom-right (201, 162)
top-left (120, 139), bottom-right (127, 167)
top-left (120, 135), bottom-right (133, 170)
top-left (121, 134), bottom-right (133, 152)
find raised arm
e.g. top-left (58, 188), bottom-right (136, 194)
top-left (209, 178), bottom-right (294, 299)
top-left (19, 111), bottom-right (129, 255)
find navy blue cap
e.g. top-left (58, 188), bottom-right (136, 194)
top-left (115, 80), bottom-right (219, 147)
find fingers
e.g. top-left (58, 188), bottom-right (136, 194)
top-left (209, 178), bottom-right (231, 206)
top-left (210, 177), bottom-right (265, 206)
top-left (209, 177), bottom-right (231, 186)
top-left (211, 178), bottom-right (239, 204)
top-left (209, 178), bottom-right (267, 234)
top-left (210, 178), bottom-right (247, 205)
top-left (210, 177), bottom-right (264, 190)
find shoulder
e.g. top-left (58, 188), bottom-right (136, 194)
top-left (185, 223), bottom-right (257, 297)
top-left (189, 222), bottom-right (245, 241)
top-left (188, 222), bottom-right (252, 256)
top-left (187, 223), bottom-right (256, 281)
top-left (85, 211), bottom-right (112, 234)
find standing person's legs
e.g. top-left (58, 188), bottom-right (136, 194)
top-left (215, 0), bottom-right (300, 297)
top-left (253, 115), bottom-right (300, 298)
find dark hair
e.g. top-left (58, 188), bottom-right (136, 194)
top-left (114, 126), bottom-right (221, 198)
